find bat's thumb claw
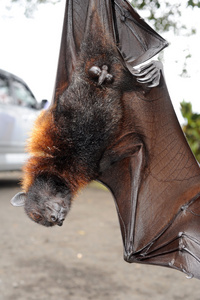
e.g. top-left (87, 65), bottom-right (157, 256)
top-left (132, 66), bottom-right (140, 74)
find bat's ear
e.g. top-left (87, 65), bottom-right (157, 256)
top-left (10, 192), bottom-right (26, 207)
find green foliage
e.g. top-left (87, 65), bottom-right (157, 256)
top-left (130, 0), bottom-right (198, 35)
top-left (187, 0), bottom-right (200, 8)
top-left (181, 101), bottom-right (200, 162)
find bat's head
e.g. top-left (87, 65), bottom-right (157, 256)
top-left (11, 174), bottom-right (71, 227)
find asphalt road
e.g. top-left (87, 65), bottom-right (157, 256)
top-left (0, 172), bottom-right (200, 300)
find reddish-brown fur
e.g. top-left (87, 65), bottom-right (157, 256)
top-left (22, 108), bottom-right (90, 196)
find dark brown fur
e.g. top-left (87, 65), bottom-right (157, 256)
top-left (18, 21), bottom-right (136, 227)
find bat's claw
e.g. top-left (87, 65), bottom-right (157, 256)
top-left (88, 65), bottom-right (113, 85)
top-left (132, 60), bottom-right (163, 88)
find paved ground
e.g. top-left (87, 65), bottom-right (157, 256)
top-left (0, 171), bottom-right (200, 300)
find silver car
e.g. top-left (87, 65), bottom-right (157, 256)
top-left (0, 69), bottom-right (46, 171)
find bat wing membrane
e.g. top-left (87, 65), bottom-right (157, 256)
top-left (113, 0), bottom-right (168, 69)
top-left (53, 0), bottom-right (168, 103)
top-left (51, 0), bottom-right (200, 279)
top-left (100, 73), bottom-right (200, 279)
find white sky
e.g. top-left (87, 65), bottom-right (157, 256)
top-left (0, 0), bottom-right (199, 124)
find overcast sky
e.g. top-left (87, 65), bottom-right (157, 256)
top-left (0, 0), bottom-right (199, 124)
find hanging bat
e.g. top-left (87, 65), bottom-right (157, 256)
top-left (11, 0), bottom-right (200, 279)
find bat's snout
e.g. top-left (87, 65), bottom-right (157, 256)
top-left (57, 219), bottom-right (64, 226)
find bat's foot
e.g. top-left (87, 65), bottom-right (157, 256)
top-left (132, 60), bottom-right (163, 88)
top-left (88, 65), bottom-right (113, 85)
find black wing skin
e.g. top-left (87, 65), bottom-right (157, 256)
top-left (53, 0), bottom-right (200, 279)
top-left (99, 72), bottom-right (200, 279)
top-left (53, 0), bottom-right (168, 104)
top-left (113, 0), bottom-right (168, 69)
top-left (53, 0), bottom-right (89, 103)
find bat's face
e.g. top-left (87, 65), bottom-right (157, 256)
top-left (11, 174), bottom-right (71, 227)
top-left (26, 193), bottom-right (71, 227)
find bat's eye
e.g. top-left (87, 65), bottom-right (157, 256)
top-left (51, 215), bottom-right (57, 222)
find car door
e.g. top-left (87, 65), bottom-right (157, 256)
top-left (0, 73), bottom-right (40, 170)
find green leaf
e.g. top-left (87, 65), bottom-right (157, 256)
top-left (181, 101), bottom-right (200, 162)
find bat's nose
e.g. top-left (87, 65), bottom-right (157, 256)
top-left (57, 219), bottom-right (64, 226)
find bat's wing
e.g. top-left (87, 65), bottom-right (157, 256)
top-left (52, 0), bottom-right (200, 279)
top-left (99, 73), bottom-right (200, 279)
top-left (52, 0), bottom-right (168, 103)
top-left (113, 0), bottom-right (168, 69)
top-left (53, 0), bottom-right (89, 103)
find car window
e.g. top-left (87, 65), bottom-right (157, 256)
top-left (0, 76), bottom-right (12, 104)
top-left (12, 80), bottom-right (37, 108)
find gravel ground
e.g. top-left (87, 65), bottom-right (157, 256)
top-left (0, 172), bottom-right (200, 300)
